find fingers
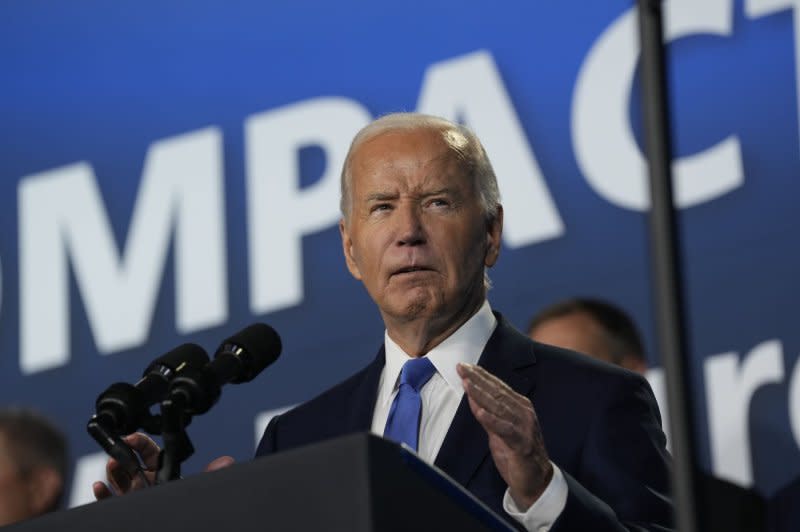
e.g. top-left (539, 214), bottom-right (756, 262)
top-left (93, 481), bottom-right (114, 501)
top-left (96, 445), bottom-right (234, 500)
top-left (204, 456), bottom-right (235, 472)
top-left (466, 394), bottom-right (519, 442)
top-left (122, 433), bottom-right (161, 470)
top-left (101, 432), bottom-right (161, 496)
top-left (465, 380), bottom-right (518, 429)
top-left (105, 457), bottom-right (132, 494)
top-left (457, 363), bottom-right (538, 447)
top-left (457, 363), bottom-right (532, 418)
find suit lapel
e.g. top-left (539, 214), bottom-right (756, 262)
top-left (344, 346), bottom-right (386, 433)
top-left (434, 313), bottom-right (538, 488)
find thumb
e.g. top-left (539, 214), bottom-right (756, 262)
top-left (204, 455), bottom-right (235, 472)
top-left (93, 481), bottom-right (114, 500)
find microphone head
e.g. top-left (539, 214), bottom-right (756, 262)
top-left (217, 323), bottom-right (282, 383)
top-left (144, 343), bottom-right (209, 377)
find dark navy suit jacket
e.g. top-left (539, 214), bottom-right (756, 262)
top-left (256, 313), bottom-right (673, 531)
top-left (767, 476), bottom-right (800, 532)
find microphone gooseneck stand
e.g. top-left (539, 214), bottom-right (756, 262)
top-left (156, 393), bottom-right (195, 484)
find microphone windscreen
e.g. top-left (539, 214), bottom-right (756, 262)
top-left (145, 343), bottom-right (209, 376)
top-left (220, 323), bottom-right (282, 383)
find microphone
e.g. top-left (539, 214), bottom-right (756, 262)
top-left (90, 343), bottom-right (210, 435)
top-left (167, 323), bottom-right (282, 415)
top-left (87, 343), bottom-right (210, 478)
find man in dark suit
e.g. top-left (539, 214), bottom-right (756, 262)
top-left (97, 113), bottom-right (672, 531)
top-left (257, 317), bottom-right (671, 531)
top-left (254, 114), bottom-right (672, 530)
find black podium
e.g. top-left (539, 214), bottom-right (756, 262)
top-left (7, 433), bottom-right (513, 531)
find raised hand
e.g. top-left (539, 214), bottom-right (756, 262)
top-left (457, 363), bottom-right (553, 510)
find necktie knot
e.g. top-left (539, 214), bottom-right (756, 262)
top-left (399, 357), bottom-right (436, 392)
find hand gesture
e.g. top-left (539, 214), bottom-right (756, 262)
top-left (457, 363), bottom-right (553, 510)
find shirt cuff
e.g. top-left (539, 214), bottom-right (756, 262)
top-left (502, 462), bottom-right (568, 532)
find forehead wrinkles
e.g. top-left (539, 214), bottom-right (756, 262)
top-left (355, 145), bottom-right (466, 195)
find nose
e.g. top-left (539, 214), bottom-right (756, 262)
top-left (396, 203), bottom-right (426, 246)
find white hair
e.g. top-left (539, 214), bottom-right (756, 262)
top-left (339, 113), bottom-right (501, 223)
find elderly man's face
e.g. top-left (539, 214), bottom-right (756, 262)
top-left (340, 128), bottom-right (501, 328)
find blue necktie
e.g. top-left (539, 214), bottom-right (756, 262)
top-left (383, 357), bottom-right (437, 451)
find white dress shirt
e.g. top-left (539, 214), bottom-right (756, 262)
top-left (370, 300), bottom-right (568, 531)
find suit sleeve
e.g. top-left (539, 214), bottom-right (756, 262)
top-left (552, 372), bottom-right (673, 532)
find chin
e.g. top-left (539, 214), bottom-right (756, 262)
top-left (389, 291), bottom-right (441, 322)
top-left (404, 300), bottom-right (433, 320)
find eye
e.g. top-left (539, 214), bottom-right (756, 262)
top-left (370, 203), bottom-right (392, 213)
top-left (428, 198), bottom-right (451, 208)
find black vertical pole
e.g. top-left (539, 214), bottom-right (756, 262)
top-left (636, 1), bottom-right (700, 531)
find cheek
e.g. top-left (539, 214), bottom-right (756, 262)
top-left (352, 237), bottom-right (386, 278)
top-left (455, 226), bottom-right (488, 263)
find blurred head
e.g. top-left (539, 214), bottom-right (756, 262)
top-left (339, 113), bottom-right (503, 338)
top-left (0, 408), bottom-right (68, 526)
top-left (528, 298), bottom-right (647, 374)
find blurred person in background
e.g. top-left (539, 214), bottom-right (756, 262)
top-left (528, 298), bottom-right (647, 374)
top-left (0, 407), bottom-right (68, 527)
top-left (528, 297), bottom-right (767, 532)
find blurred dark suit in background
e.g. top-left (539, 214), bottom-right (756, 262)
top-left (528, 298), bottom-right (768, 532)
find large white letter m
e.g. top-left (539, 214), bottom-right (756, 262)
top-left (18, 128), bottom-right (227, 374)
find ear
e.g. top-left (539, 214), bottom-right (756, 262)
top-left (339, 218), bottom-right (363, 280)
top-left (26, 467), bottom-right (62, 514)
top-left (484, 205), bottom-right (503, 268)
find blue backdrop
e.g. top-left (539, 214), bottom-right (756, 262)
top-left (1, 0), bottom-right (797, 506)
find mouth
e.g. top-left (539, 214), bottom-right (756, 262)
top-left (392, 266), bottom-right (434, 276)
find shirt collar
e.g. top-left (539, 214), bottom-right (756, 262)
top-left (379, 300), bottom-right (497, 406)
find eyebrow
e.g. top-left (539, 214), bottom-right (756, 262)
top-left (365, 192), bottom-right (399, 202)
top-left (420, 187), bottom-right (455, 199)
top-left (364, 188), bottom-right (457, 202)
